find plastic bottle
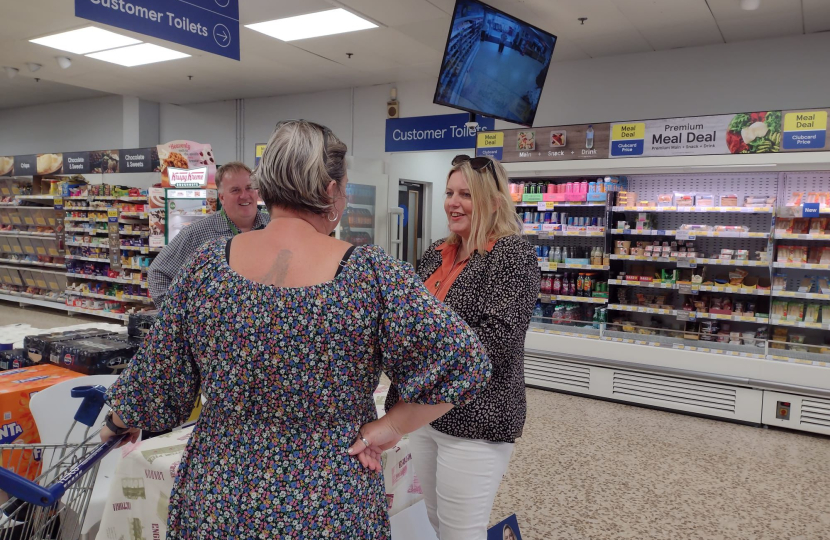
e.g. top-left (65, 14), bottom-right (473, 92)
top-left (586, 125), bottom-right (594, 149)
top-left (552, 246), bottom-right (561, 263)
top-left (532, 302), bottom-right (543, 323)
top-left (576, 274), bottom-right (584, 297)
top-left (583, 274), bottom-right (593, 297)
top-left (553, 273), bottom-right (562, 295)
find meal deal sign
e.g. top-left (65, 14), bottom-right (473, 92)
top-left (75, 0), bottom-right (240, 61)
top-left (486, 107), bottom-right (830, 163)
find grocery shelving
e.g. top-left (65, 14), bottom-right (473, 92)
top-left (67, 273), bottom-right (147, 286)
top-left (64, 306), bottom-right (129, 321)
top-left (539, 294), bottom-right (608, 304)
top-left (773, 262), bottom-right (830, 270)
top-left (612, 206), bottom-right (773, 214)
top-left (770, 318), bottom-right (830, 330)
top-left (612, 229), bottom-right (769, 239)
top-left (775, 233), bottom-right (830, 241)
top-left (66, 289), bottom-right (153, 304)
top-left (772, 290), bottom-right (830, 300)
top-left (539, 262), bottom-right (609, 271)
top-left (607, 304), bottom-right (680, 316)
top-left (0, 259), bottom-right (64, 269)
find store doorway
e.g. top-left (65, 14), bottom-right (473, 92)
top-left (398, 181), bottom-right (425, 268)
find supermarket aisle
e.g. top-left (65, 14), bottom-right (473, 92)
top-left (0, 303), bottom-right (99, 328)
top-left (491, 388), bottom-right (830, 540)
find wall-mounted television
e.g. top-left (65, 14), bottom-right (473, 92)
top-left (433, 0), bottom-right (557, 127)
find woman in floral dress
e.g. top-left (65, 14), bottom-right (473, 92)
top-left (101, 121), bottom-right (491, 539)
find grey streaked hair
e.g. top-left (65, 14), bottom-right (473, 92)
top-left (253, 121), bottom-right (347, 215)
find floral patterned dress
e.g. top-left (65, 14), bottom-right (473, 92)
top-left (106, 240), bottom-right (490, 539)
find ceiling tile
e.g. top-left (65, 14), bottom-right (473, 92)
top-left (706, 0), bottom-right (804, 43)
top-left (803, 0), bottom-right (830, 33)
top-left (239, 0), bottom-right (335, 25)
top-left (611, 0), bottom-right (724, 50)
top-left (336, 0), bottom-right (448, 27)
top-left (393, 17), bottom-right (454, 52)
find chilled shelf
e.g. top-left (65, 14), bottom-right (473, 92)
top-left (610, 255), bottom-right (677, 263)
top-left (775, 233), bottom-right (830, 241)
top-left (610, 281), bottom-right (774, 296)
top-left (539, 294), bottom-right (608, 304)
top-left (539, 262), bottom-right (609, 272)
top-left (773, 262), bottom-right (830, 271)
top-left (609, 279), bottom-right (675, 289)
top-left (771, 290), bottom-right (830, 300)
top-left (612, 229), bottom-right (768, 239)
top-left (612, 206), bottom-right (773, 214)
top-left (607, 304), bottom-right (680, 316)
top-left (692, 312), bottom-right (769, 324)
top-left (525, 229), bottom-right (606, 238)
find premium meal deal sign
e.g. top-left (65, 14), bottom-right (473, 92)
top-left (487, 107), bottom-right (830, 164)
top-left (610, 115), bottom-right (729, 158)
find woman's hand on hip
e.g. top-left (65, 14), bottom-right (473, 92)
top-left (348, 416), bottom-right (402, 471)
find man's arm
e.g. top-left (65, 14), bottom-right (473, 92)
top-left (148, 230), bottom-right (199, 308)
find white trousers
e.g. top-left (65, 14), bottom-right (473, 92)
top-left (409, 424), bottom-right (514, 540)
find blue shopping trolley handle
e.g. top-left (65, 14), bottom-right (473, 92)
top-left (0, 433), bottom-right (129, 507)
top-left (71, 385), bottom-right (109, 427)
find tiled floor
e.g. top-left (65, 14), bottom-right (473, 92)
top-left (491, 388), bottom-right (830, 540)
top-left (3, 305), bottom-right (829, 540)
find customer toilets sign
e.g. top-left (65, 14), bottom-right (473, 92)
top-left (75, 0), bottom-right (240, 61)
top-left (386, 114), bottom-right (496, 152)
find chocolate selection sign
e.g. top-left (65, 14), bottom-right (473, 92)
top-left (479, 107), bottom-right (830, 163)
top-left (62, 152), bottom-right (90, 175)
top-left (119, 148), bottom-right (158, 173)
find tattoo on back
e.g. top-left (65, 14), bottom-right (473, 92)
top-left (261, 250), bottom-right (293, 286)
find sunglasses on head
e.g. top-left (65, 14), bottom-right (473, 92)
top-left (452, 155), bottom-right (500, 187)
top-left (275, 119), bottom-right (332, 165)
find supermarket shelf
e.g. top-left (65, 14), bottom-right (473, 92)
top-left (774, 233), bottom-right (830, 241)
top-left (119, 245), bottom-right (151, 252)
top-left (0, 264), bottom-right (65, 276)
top-left (607, 304), bottom-right (679, 316)
top-left (0, 231), bottom-right (57, 239)
top-left (529, 230), bottom-right (606, 238)
top-left (771, 290), bottom-right (830, 300)
top-left (15, 195), bottom-right (55, 201)
top-left (65, 255), bottom-right (110, 263)
top-left (0, 259), bottom-right (65, 269)
top-left (770, 318), bottom-right (830, 330)
top-left (0, 293), bottom-right (67, 311)
top-left (119, 231), bottom-right (148, 237)
top-left (773, 262), bottom-right (830, 271)
top-left (539, 294), bottom-right (607, 304)
top-left (64, 306), bottom-right (128, 321)
top-left (66, 241), bottom-right (110, 249)
top-left (65, 217), bottom-right (107, 222)
top-left (612, 229), bottom-right (677, 236)
top-left (698, 285), bottom-right (771, 296)
top-left (66, 228), bottom-right (107, 234)
top-left (530, 202), bottom-right (607, 209)
top-left (610, 255), bottom-right (677, 263)
top-left (693, 312), bottom-right (769, 324)
top-left (609, 279), bottom-right (675, 289)
top-left (66, 290), bottom-right (153, 304)
top-left (67, 273), bottom-right (146, 287)
top-left (0, 206), bottom-right (52, 210)
top-left (696, 258), bottom-right (769, 268)
top-left (120, 213), bottom-right (148, 219)
top-left (612, 206), bottom-right (773, 213)
top-left (92, 196), bottom-right (147, 201)
top-left (612, 229), bottom-right (769, 239)
top-left (539, 262), bottom-right (609, 271)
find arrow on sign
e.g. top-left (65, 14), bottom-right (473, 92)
top-left (214, 24), bottom-right (231, 47)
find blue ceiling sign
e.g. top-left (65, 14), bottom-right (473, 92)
top-left (386, 113), bottom-right (496, 153)
top-left (75, 0), bottom-right (240, 61)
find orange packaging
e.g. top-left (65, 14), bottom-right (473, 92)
top-left (0, 365), bottom-right (84, 481)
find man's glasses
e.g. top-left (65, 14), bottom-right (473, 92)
top-left (452, 154), bottom-right (499, 186)
top-left (275, 119), bottom-right (332, 165)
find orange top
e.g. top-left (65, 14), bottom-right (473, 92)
top-left (424, 239), bottom-right (497, 301)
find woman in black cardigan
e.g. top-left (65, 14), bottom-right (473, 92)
top-left (386, 155), bottom-right (540, 539)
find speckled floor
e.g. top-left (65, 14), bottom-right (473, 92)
top-left (4, 308), bottom-right (829, 540)
top-left (490, 388), bottom-right (830, 540)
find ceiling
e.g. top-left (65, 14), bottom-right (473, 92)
top-left (0, 0), bottom-right (828, 109)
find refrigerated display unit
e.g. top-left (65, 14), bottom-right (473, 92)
top-left (149, 188), bottom-right (217, 248)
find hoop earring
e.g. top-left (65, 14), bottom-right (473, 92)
top-left (327, 210), bottom-right (339, 222)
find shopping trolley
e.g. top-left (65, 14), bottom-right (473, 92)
top-left (0, 385), bottom-right (128, 539)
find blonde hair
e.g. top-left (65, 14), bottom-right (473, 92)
top-left (215, 161), bottom-right (252, 191)
top-left (445, 158), bottom-right (521, 253)
top-left (253, 121), bottom-right (347, 215)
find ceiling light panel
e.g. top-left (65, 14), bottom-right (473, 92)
top-left (85, 43), bottom-right (190, 67)
top-left (30, 26), bottom-right (142, 55)
top-left (246, 8), bottom-right (377, 42)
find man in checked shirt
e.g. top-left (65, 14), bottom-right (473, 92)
top-left (148, 161), bottom-right (270, 307)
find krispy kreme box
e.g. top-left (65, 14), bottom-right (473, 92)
top-left (0, 365), bottom-right (84, 481)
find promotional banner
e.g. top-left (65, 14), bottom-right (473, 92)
top-left (488, 514), bottom-right (522, 540)
top-left (157, 140), bottom-right (216, 187)
top-left (386, 113), bottom-right (496, 152)
top-left (255, 143), bottom-right (267, 168)
top-left (36, 153), bottom-right (63, 175)
top-left (481, 107), bottom-right (830, 163)
top-left (0, 157), bottom-right (13, 177)
top-left (480, 123), bottom-right (610, 162)
top-left (75, 0), bottom-right (240, 61)
top-left (119, 148), bottom-right (159, 173)
top-left (62, 152), bottom-right (90, 175)
top-left (13, 155), bottom-right (36, 176)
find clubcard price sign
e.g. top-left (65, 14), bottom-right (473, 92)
top-left (488, 514), bottom-right (522, 540)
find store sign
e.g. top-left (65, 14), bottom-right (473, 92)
top-left (487, 514), bottom-right (522, 540)
top-left (477, 132), bottom-right (504, 160)
top-left (385, 113), bottom-right (495, 152)
top-left (255, 143), bottom-right (267, 167)
top-left (485, 107), bottom-right (830, 164)
top-left (75, 0), bottom-right (240, 61)
top-left (119, 148), bottom-right (154, 172)
top-left (803, 203), bottom-right (821, 217)
top-left (62, 152), bottom-right (90, 174)
top-left (0, 157), bottom-right (13, 177)
top-left (168, 166), bottom-right (208, 188)
top-left (13, 155), bottom-right (36, 176)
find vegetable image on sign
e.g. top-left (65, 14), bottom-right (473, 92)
top-left (726, 111), bottom-right (781, 153)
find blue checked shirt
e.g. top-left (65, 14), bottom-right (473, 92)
top-left (148, 211), bottom-right (270, 307)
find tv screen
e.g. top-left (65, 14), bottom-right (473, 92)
top-left (433, 0), bottom-right (557, 127)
